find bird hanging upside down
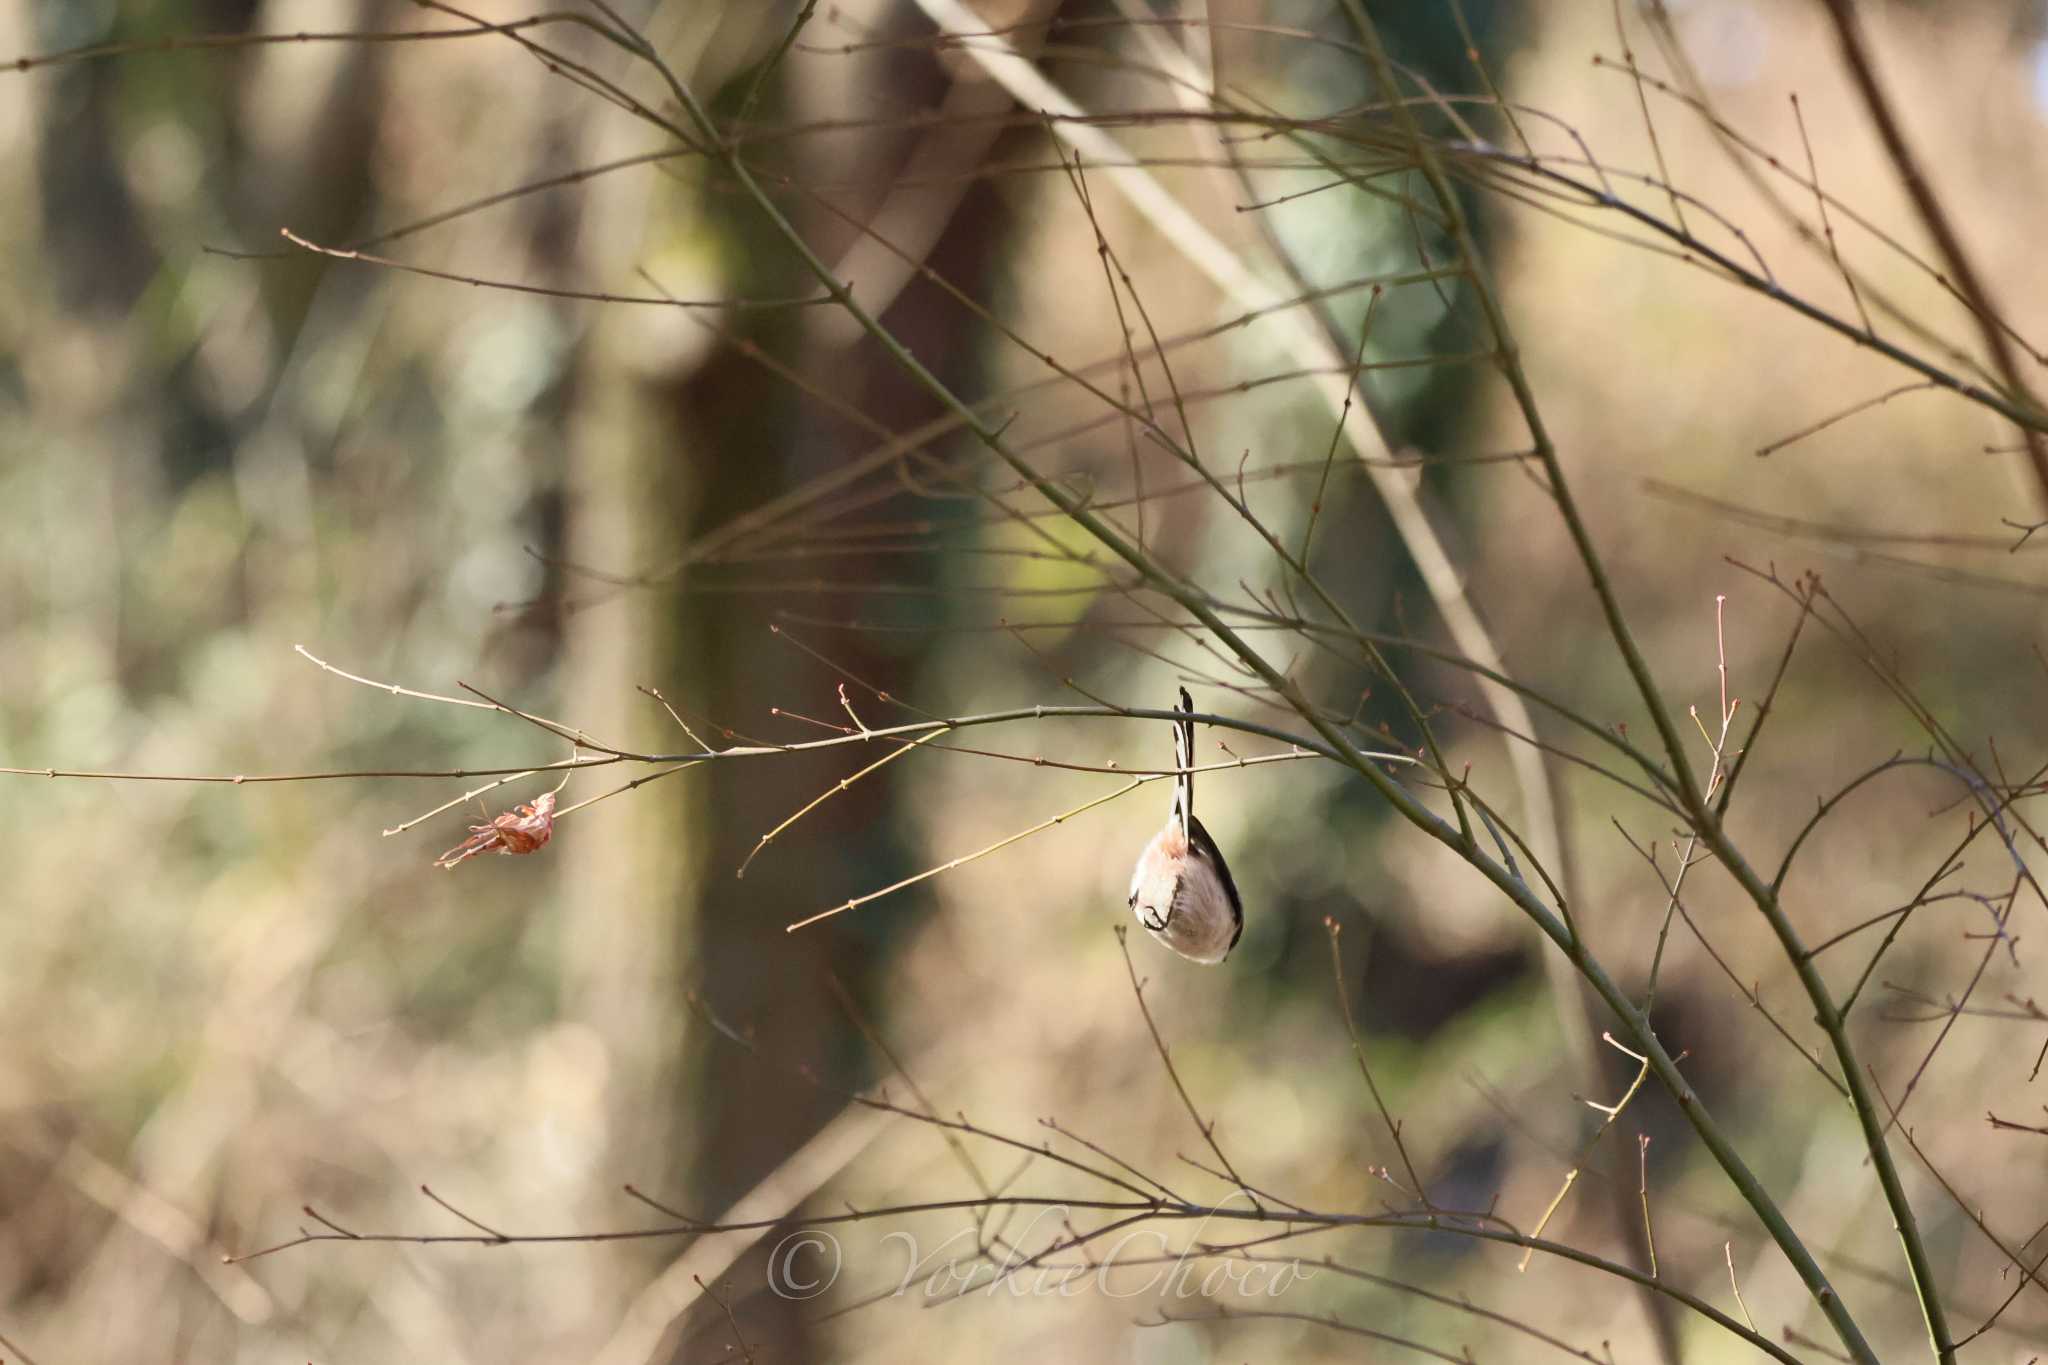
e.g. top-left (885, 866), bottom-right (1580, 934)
top-left (1128, 688), bottom-right (1244, 964)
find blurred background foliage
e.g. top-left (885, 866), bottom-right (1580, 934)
top-left (3, 1), bottom-right (2048, 1361)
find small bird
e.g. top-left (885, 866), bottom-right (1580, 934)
top-left (1128, 688), bottom-right (1244, 964)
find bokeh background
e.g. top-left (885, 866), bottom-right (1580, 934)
top-left (3, 1), bottom-right (2047, 1361)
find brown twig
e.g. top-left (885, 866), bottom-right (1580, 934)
top-left (1817, 0), bottom-right (2048, 508)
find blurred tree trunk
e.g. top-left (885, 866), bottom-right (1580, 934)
top-left (561, 6), bottom-right (1031, 1352)
top-left (554, 55), bottom-right (705, 1349)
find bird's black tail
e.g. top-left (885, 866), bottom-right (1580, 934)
top-left (1172, 687), bottom-right (1195, 838)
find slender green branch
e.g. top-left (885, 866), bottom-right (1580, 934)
top-left (1335, 8), bottom-right (1909, 1363)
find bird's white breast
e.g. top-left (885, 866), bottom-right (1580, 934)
top-left (1128, 826), bottom-right (1236, 964)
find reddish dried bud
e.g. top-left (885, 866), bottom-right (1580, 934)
top-left (435, 791), bottom-right (558, 869)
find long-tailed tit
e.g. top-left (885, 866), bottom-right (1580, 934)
top-left (1128, 688), bottom-right (1244, 964)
